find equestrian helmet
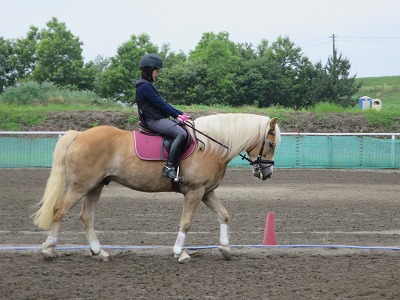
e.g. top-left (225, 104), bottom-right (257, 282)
top-left (139, 54), bottom-right (164, 69)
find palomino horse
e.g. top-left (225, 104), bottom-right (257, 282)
top-left (33, 113), bottom-right (281, 263)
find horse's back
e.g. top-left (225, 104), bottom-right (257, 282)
top-left (78, 125), bottom-right (131, 145)
top-left (66, 126), bottom-right (133, 170)
top-left (81, 125), bottom-right (127, 137)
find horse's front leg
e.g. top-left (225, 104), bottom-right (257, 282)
top-left (173, 187), bottom-right (205, 263)
top-left (202, 190), bottom-right (231, 260)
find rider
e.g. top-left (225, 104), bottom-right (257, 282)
top-left (135, 54), bottom-right (190, 181)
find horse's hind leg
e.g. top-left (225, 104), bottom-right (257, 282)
top-left (79, 183), bottom-right (109, 261)
top-left (42, 222), bottom-right (61, 260)
top-left (202, 190), bottom-right (231, 260)
top-left (42, 188), bottom-right (85, 260)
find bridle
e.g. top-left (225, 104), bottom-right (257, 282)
top-left (238, 131), bottom-right (276, 169)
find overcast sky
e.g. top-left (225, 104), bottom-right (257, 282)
top-left (1, 0), bottom-right (399, 78)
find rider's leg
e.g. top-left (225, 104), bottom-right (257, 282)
top-left (162, 132), bottom-right (186, 179)
top-left (144, 118), bottom-right (188, 180)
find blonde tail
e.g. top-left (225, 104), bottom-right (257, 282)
top-left (33, 130), bottom-right (79, 229)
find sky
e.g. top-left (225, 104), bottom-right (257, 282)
top-left (1, 0), bottom-right (399, 78)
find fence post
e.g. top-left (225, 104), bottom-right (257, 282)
top-left (359, 136), bottom-right (364, 167)
top-left (295, 135), bottom-right (300, 167)
top-left (391, 134), bottom-right (396, 168)
top-left (327, 136), bottom-right (333, 168)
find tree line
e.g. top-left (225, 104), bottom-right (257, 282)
top-left (0, 17), bottom-right (361, 109)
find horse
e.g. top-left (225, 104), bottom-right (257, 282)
top-left (33, 113), bottom-right (281, 263)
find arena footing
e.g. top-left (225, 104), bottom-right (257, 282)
top-left (1, 244), bottom-right (400, 251)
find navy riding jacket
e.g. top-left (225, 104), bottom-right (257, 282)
top-left (135, 79), bottom-right (182, 121)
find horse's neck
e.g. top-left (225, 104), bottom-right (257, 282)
top-left (196, 115), bottom-right (266, 161)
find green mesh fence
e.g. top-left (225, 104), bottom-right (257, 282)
top-left (0, 136), bottom-right (58, 168)
top-left (1, 134), bottom-right (399, 169)
top-left (230, 135), bottom-right (399, 169)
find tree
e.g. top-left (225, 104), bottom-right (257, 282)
top-left (189, 32), bottom-right (242, 105)
top-left (90, 55), bottom-right (111, 94)
top-left (11, 26), bottom-right (39, 80)
top-left (140, 44), bottom-right (206, 105)
top-left (237, 42), bottom-right (256, 61)
top-left (256, 39), bottom-right (270, 57)
top-left (31, 17), bottom-right (95, 90)
top-left (157, 43), bottom-right (187, 68)
top-left (0, 37), bottom-right (16, 92)
top-left (157, 59), bottom-right (207, 105)
top-left (316, 51), bottom-right (362, 107)
top-left (237, 56), bottom-right (292, 107)
top-left (97, 33), bottom-right (158, 103)
top-left (236, 36), bottom-right (317, 108)
top-left (0, 27), bottom-right (39, 92)
top-left (262, 36), bottom-right (316, 108)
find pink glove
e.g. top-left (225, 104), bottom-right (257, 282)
top-left (182, 113), bottom-right (192, 120)
top-left (177, 114), bottom-right (188, 123)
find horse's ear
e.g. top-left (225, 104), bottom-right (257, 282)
top-left (270, 117), bottom-right (278, 131)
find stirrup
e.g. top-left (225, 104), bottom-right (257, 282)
top-left (162, 165), bottom-right (182, 181)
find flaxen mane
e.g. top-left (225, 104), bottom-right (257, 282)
top-left (194, 113), bottom-right (280, 161)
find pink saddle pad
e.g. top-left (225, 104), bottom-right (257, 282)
top-left (133, 131), bottom-right (196, 161)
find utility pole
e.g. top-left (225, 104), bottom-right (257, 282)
top-left (329, 34), bottom-right (337, 63)
top-left (329, 34), bottom-right (338, 79)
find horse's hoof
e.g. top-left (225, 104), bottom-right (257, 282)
top-left (177, 250), bottom-right (190, 263)
top-left (90, 249), bottom-right (110, 261)
top-left (42, 253), bottom-right (55, 261)
top-left (41, 248), bottom-right (57, 261)
top-left (218, 245), bottom-right (232, 260)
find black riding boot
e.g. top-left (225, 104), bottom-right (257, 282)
top-left (162, 133), bottom-right (186, 181)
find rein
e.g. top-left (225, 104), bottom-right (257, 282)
top-left (183, 121), bottom-right (229, 150)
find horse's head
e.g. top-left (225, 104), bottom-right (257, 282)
top-left (246, 117), bottom-right (280, 181)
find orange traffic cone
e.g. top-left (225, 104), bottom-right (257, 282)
top-left (263, 212), bottom-right (277, 245)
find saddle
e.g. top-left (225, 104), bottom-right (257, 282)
top-left (133, 120), bottom-right (196, 161)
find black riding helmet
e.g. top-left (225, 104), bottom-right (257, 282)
top-left (139, 54), bottom-right (164, 69)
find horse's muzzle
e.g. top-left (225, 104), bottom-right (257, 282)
top-left (253, 165), bottom-right (273, 181)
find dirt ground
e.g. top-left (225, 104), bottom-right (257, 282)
top-left (1, 168), bottom-right (400, 299)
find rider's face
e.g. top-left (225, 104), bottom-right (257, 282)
top-left (152, 69), bottom-right (160, 81)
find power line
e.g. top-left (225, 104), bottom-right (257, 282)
top-left (301, 41), bottom-right (331, 49)
top-left (300, 37), bottom-right (328, 45)
top-left (337, 39), bottom-right (400, 44)
top-left (300, 35), bottom-right (400, 49)
top-left (337, 35), bottom-right (400, 39)
top-left (335, 35), bottom-right (400, 44)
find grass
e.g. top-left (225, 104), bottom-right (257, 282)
top-left (0, 104), bottom-right (46, 131)
top-left (0, 81), bottom-right (113, 106)
top-left (356, 76), bottom-right (400, 111)
top-left (363, 109), bottom-right (400, 131)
